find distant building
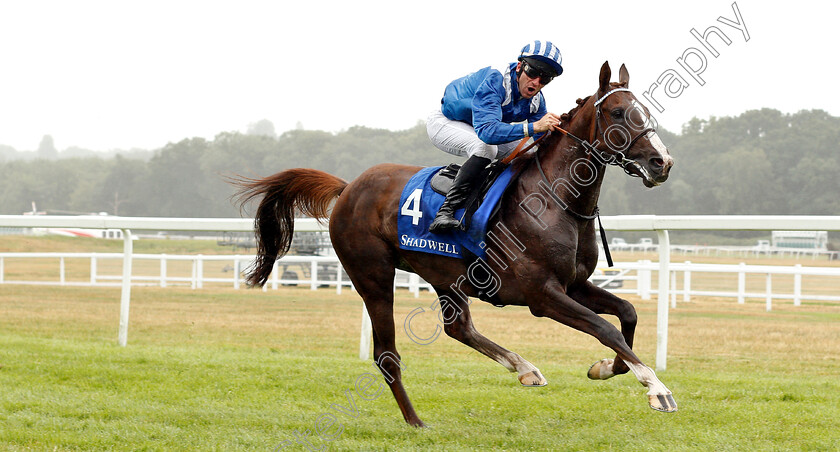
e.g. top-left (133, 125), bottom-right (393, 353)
top-left (771, 231), bottom-right (828, 250)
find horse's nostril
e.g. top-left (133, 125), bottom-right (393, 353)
top-left (650, 158), bottom-right (664, 170)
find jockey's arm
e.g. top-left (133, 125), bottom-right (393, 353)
top-left (471, 73), bottom-right (535, 145)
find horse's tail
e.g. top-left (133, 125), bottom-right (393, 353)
top-left (232, 169), bottom-right (348, 287)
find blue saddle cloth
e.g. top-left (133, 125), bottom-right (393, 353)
top-left (397, 165), bottom-right (515, 259)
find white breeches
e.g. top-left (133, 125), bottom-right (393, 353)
top-left (426, 109), bottom-right (520, 160)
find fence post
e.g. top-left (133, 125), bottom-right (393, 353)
top-left (90, 254), bottom-right (97, 285)
top-left (160, 254), bottom-right (167, 288)
top-left (118, 229), bottom-right (133, 347)
top-left (793, 264), bottom-right (802, 306)
top-left (271, 261), bottom-right (278, 290)
top-left (261, 259), bottom-right (268, 292)
top-left (191, 259), bottom-right (197, 289)
top-left (683, 261), bottom-right (691, 302)
top-left (655, 229), bottom-right (670, 371)
top-left (409, 273), bottom-right (420, 298)
top-left (638, 260), bottom-right (651, 300)
top-left (60, 257), bottom-right (66, 286)
top-left (738, 263), bottom-right (746, 304)
top-left (197, 255), bottom-right (204, 289)
top-left (310, 261), bottom-right (318, 291)
top-left (670, 271), bottom-right (677, 308)
top-left (233, 258), bottom-right (241, 290)
top-left (765, 273), bottom-right (772, 311)
top-left (359, 303), bottom-right (372, 360)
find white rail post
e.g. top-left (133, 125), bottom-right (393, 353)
top-left (197, 255), bottom-right (204, 289)
top-left (359, 304), bottom-right (372, 360)
top-left (638, 260), bottom-right (651, 300)
top-left (271, 261), bottom-right (279, 290)
top-left (765, 273), bottom-right (772, 312)
top-left (336, 263), bottom-right (343, 295)
top-left (793, 264), bottom-right (802, 306)
top-left (670, 270), bottom-right (677, 308)
top-left (683, 261), bottom-right (691, 302)
top-left (190, 259), bottom-right (197, 289)
top-left (310, 261), bottom-right (318, 291)
top-left (233, 258), bottom-right (241, 290)
top-left (655, 229), bottom-right (670, 371)
top-left (90, 254), bottom-right (97, 285)
top-left (409, 273), bottom-right (420, 298)
top-left (259, 258), bottom-right (268, 292)
top-left (118, 229), bottom-right (133, 347)
top-left (160, 254), bottom-right (167, 288)
top-left (738, 263), bottom-right (746, 304)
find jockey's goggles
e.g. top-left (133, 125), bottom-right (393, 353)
top-left (521, 61), bottom-right (555, 85)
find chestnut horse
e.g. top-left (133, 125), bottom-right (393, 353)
top-left (235, 62), bottom-right (676, 426)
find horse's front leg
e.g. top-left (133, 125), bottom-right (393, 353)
top-left (528, 282), bottom-right (677, 412)
top-left (567, 281), bottom-right (637, 379)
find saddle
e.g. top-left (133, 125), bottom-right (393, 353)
top-left (429, 160), bottom-right (509, 231)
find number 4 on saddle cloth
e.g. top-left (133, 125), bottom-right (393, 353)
top-left (397, 162), bottom-right (516, 259)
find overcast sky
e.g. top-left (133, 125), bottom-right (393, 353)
top-left (0, 0), bottom-right (834, 152)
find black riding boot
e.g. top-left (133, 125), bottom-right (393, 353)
top-left (428, 155), bottom-right (490, 233)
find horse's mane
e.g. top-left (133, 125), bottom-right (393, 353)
top-left (557, 80), bottom-right (626, 127)
top-left (510, 94), bottom-right (593, 170)
top-left (559, 95), bottom-right (592, 128)
top-left (510, 81), bottom-right (626, 170)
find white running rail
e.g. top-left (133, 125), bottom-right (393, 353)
top-left (3, 214), bottom-right (840, 370)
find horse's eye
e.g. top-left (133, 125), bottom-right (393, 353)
top-left (611, 108), bottom-right (623, 119)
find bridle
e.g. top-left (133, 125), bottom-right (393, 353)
top-left (530, 87), bottom-right (657, 266)
top-left (590, 87), bottom-right (656, 177)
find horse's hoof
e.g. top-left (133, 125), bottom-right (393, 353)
top-left (408, 418), bottom-right (428, 428)
top-left (587, 358), bottom-right (616, 380)
top-left (519, 369), bottom-right (547, 387)
top-left (648, 393), bottom-right (678, 412)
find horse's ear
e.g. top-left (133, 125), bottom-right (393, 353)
top-left (619, 64), bottom-right (629, 87)
top-left (599, 61), bottom-right (611, 93)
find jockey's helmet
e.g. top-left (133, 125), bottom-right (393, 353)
top-left (518, 40), bottom-right (563, 77)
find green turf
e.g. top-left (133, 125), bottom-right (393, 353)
top-left (1, 283), bottom-right (839, 451)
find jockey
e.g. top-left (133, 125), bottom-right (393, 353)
top-left (427, 40), bottom-right (565, 233)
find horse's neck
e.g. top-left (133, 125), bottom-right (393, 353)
top-left (531, 106), bottom-right (606, 219)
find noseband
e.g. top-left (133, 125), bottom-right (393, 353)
top-left (532, 87), bottom-right (656, 266)
top-left (535, 87), bottom-right (655, 189)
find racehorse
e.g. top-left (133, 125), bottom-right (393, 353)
top-left (234, 62), bottom-right (676, 427)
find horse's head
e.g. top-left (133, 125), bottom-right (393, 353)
top-left (590, 61), bottom-right (674, 187)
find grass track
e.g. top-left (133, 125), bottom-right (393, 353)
top-left (2, 282), bottom-right (840, 451)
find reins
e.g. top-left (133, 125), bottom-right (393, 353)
top-left (500, 132), bottom-right (551, 165)
top-left (533, 144), bottom-right (613, 267)
top-left (515, 87), bottom-right (656, 267)
top-left (497, 88), bottom-right (657, 267)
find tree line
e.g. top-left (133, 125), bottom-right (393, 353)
top-left (0, 108), bottom-right (837, 219)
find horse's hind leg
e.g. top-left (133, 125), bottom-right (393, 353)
top-left (435, 290), bottom-right (547, 387)
top-left (568, 282), bottom-right (637, 379)
top-left (341, 256), bottom-right (426, 427)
